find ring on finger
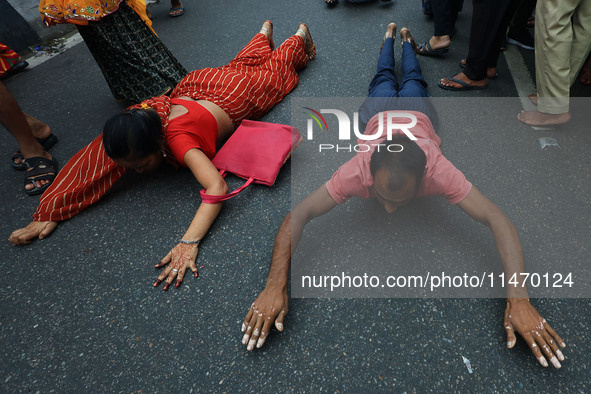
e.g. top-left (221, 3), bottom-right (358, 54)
top-left (172, 268), bottom-right (179, 272)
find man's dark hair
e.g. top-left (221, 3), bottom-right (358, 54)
top-left (369, 135), bottom-right (427, 191)
top-left (103, 108), bottom-right (162, 159)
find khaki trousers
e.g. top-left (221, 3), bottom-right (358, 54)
top-left (535, 0), bottom-right (591, 114)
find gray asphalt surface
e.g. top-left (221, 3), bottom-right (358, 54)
top-left (1, 0), bottom-right (590, 392)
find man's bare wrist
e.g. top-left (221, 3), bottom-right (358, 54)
top-left (265, 280), bottom-right (287, 292)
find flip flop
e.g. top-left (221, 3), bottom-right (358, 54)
top-left (23, 156), bottom-right (59, 196)
top-left (11, 133), bottom-right (59, 171)
top-left (169, 7), bottom-right (184, 17)
top-left (438, 77), bottom-right (487, 91)
top-left (416, 41), bottom-right (449, 56)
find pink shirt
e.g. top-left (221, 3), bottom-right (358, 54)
top-left (325, 111), bottom-right (472, 205)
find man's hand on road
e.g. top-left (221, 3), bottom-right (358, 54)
top-left (241, 286), bottom-right (288, 351)
top-left (504, 298), bottom-right (566, 368)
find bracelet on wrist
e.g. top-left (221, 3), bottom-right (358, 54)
top-left (180, 239), bottom-right (201, 245)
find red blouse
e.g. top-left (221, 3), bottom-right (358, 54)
top-left (166, 98), bottom-right (218, 165)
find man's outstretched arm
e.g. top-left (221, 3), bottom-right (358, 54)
top-left (241, 185), bottom-right (337, 351)
top-left (457, 186), bottom-right (566, 368)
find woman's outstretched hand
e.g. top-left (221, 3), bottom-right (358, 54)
top-left (153, 243), bottom-right (199, 291)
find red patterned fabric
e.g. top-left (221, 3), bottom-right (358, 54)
top-left (0, 43), bottom-right (21, 76)
top-left (33, 33), bottom-right (308, 222)
top-left (172, 34), bottom-right (308, 126)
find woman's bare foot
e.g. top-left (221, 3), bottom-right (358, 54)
top-left (399, 27), bottom-right (417, 51)
top-left (380, 23), bottom-right (397, 52)
top-left (296, 23), bottom-right (316, 60)
top-left (518, 110), bottom-right (571, 126)
top-left (260, 20), bottom-right (274, 51)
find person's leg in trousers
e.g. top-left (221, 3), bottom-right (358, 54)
top-left (367, 38), bottom-right (399, 98)
top-left (507, 0), bottom-right (537, 49)
top-left (359, 25), bottom-right (401, 130)
top-left (399, 42), bottom-right (429, 97)
top-left (419, 0), bottom-right (463, 54)
top-left (568, 0), bottom-right (591, 86)
top-left (485, 0), bottom-right (518, 71)
top-left (439, 0), bottom-right (511, 89)
top-left (464, 0), bottom-right (512, 81)
top-left (432, 0), bottom-right (463, 37)
top-left (398, 40), bottom-right (439, 130)
top-left (518, 0), bottom-right (579, 125)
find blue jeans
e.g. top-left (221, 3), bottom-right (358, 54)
top-left (358, 39), bottom-right (439, 131)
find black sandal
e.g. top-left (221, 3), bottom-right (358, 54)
top-left (416, 41), bottom-right (449, 56)
top-left (23, 156), bottom-right (59, 196)
top-left (11, 133), bottom-right (58, 171)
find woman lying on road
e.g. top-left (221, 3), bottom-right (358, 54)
top-left (9, 21), bottom-right (316, 290)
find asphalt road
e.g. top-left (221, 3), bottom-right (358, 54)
top-left (1, 0), bottom-right (590, 392)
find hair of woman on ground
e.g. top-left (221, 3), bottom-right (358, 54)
top-left (103, 108), bottom-right (162, 159)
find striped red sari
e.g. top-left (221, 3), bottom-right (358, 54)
top-left (33, 33), bottom-right (308, 222)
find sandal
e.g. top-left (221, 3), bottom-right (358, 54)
top-left (400, 28), bottom-right (417, 51)
top-left (416, 41), bottom-right (449, 56)
top-left (169, 6), bottom-right (184, 17)
top-left (297, 23), bottom-right (316, 60)
top-left (260, 20), bottom-right (274, 51)
top-left (11, 152), bottom-right (26, 170)
top-left (438, 76), bottom-right (487, 91)
top-left (380, 23), bottom-right (397, 53)
top-left (23, 156), bottom-right (59, 196)
top-left (12, 133), bottom-right (59, 171)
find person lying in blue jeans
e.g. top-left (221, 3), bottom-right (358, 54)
top-left (240, 23), bottom-right (567, 370)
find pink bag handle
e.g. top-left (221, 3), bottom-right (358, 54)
top-left (200, 170), bottom-right (254, 203)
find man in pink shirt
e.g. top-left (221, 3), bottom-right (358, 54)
top-left (240, 23), bottom-right (566, 370)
